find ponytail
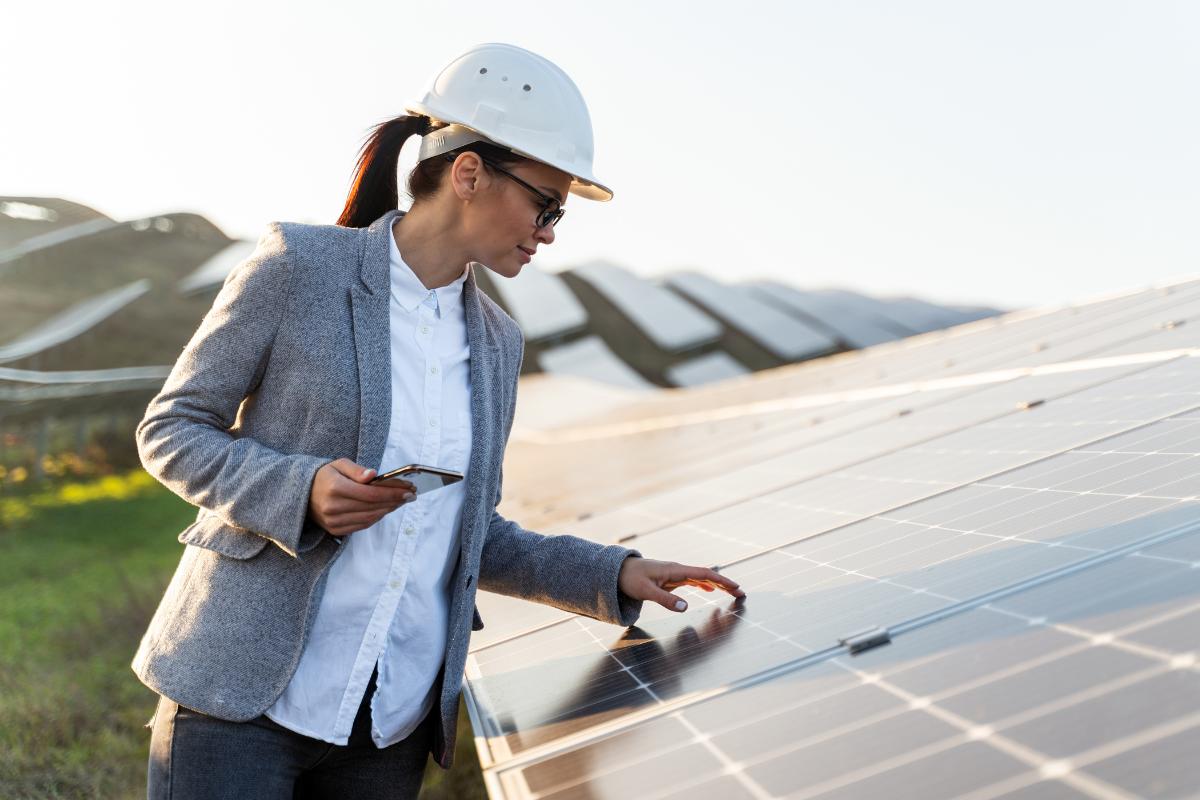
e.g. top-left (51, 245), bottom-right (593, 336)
top-left (336, 115), bottom-right (432, 228)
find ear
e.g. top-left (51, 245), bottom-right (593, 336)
top-left (449, 152), bottom-right (489, 201)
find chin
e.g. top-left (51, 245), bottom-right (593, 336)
top-left (490, 259), bottom-right (523, 280)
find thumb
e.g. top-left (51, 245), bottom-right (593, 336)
top-left (329, 458), bottom-right (375, 483)
top-left (649, 586), bottom-right (689, 613)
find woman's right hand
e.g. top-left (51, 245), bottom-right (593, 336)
top-left (307, 458), bottom-right (417, 537)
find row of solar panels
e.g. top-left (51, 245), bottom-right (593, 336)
top-left (0, 197), bottom-right (997, 392)
top-left (464, 276), bottom-right (1200, 799)
top-left (474, 261), bottom-right (995, 389)
top-left (0, 200), bottom-right (236, 422)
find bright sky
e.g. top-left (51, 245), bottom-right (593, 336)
top-left (4, 1), bottom-right (1198, 310)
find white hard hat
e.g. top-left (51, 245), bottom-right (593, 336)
top-left (406, 43), bottom-right (612, 201)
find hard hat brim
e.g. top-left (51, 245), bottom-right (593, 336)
top-left (405, 103), bottom-right (613, 202)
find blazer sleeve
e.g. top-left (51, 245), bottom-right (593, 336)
top-left (134, 223), bottom-right (329, 558)
top-left (478, 467), bottom-right (645, 627)
top-left (476, 342), bottom-right (644, 627)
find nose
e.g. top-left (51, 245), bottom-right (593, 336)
top-left (534, 221), bottom-right (556, 246)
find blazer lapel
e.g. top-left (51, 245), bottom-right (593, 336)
top-left (350, 210), bottom-right (400, 469)
top-left (462, 265), bottom-right (504, 561)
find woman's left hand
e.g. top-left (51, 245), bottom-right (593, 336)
top-left (617, 556), bottom-right (745, 613)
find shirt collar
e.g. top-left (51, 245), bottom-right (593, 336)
top-left (388, 226), bottom-right (469, 315)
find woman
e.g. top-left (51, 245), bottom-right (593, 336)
top-left (134, 43), bottom-right (743, 799)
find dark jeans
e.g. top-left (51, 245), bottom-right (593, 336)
top-left (146, 666), bottom-right (433, 799)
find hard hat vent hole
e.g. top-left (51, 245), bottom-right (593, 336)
top-left (479, 67), bottom-right (488, 74)
top-left (523, 84), bottom-right (531, 91)
top-left (501, 76), bottom-right (508, 82)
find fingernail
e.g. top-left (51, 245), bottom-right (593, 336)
top-left (363, 469), bottom-right (374, 478)
top-left (404, 493), bottom-right (416, 502)
top-left (675, 600), bottom-right (687, 612)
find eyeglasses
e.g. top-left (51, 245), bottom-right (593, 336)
top-left (445, 153), bottom-right (565, 229)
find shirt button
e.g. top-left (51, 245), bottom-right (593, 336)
top-left (389, 580), bottom-right (401, 589)
top-left (430, 365), bottom-right (439, 375)
top-left (420, 325), bottom-right (430, 334)
top-left (404, 526), bottom-right (416, 536)
top-left (429, 419), bottom-right (437, 428)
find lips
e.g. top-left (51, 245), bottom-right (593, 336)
top-left (516, 245), bottom-right (534, 264)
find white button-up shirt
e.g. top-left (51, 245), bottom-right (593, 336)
top-left (264, 226), bottom-right (472, 747)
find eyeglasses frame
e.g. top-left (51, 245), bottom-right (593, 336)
top-left (443, 152), bottom-right (565, 229)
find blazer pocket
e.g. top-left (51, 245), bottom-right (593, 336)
top-left (178, 514), bottom-right (271, 560)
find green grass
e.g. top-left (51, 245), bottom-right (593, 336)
top-left (0, 471), bottom-right (486, 799)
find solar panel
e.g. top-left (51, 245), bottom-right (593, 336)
top-left (665, 272), bottom-right (841, 362)
top-left (177, 239), bottom-right (257, 295)
top-left (0, 279), bottom-right (150, 363)
top-left (880, 295), bottom-right (992, 333)
top-left (537, 337), bottom-right (655, 390)
top-left (476, 355), bottom-right (1200, 652)
top-left (661, 352), bottom-right (748, 387)
top-left (465, 279), bottom-right (1200, 797)
top-left (747, 281), bottom-right (910, 348)
top-left (499, 353), bottom-right (1197, 544)
top-left (0, 217), bottom-right (117, 265)
top-left (481, 503), bottom-right (1197, 798)
top-left (475, 265), bottom-right (589, 343)
top-left (481, 363), bottom-right (1200, 641)
top-left (566, 262), bottom-right (723, 352)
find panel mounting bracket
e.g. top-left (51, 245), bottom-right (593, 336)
top-left (838, 626), bottom-right (892, 655)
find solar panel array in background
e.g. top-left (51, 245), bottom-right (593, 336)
top-left (465, 280), bottom-right (1200, 799)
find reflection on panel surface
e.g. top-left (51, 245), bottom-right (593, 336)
top-left (490, 530), bottom-right (1200, 799)
top-left (468, 282), bottom-right (1200, 798)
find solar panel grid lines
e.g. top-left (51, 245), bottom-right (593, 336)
top-left (469, 633), bottom-right (826, 780)
top-left (487, 529), bottom-right (1200, 799)
top-left (466, 282), bottom-right (1200, 798)
top-left (572, 617), bottom-right (774, 800)
top-left (471, 406), bottom-right (1200, 795)
top-left (470, 515), bottom-right (1190, 777)
top-left (503, 353), bottom-right (1190, 539)
top-left (479, 357), bottom-right (1200, 652)
top-left (623, 366), bottom-right (1200, 572)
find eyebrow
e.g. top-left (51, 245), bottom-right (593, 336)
top-left (538, 186), bottom-right (565, 204)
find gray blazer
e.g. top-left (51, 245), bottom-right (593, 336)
top-left (131, 208), bottom-right (642, 768)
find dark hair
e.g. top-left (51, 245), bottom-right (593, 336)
top-left (337, 114), bottom-right (526, 228)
